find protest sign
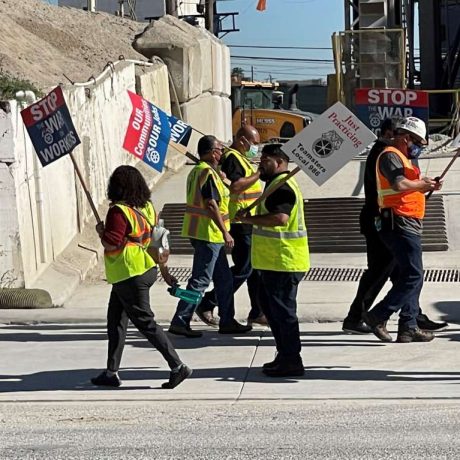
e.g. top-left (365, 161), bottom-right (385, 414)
top-left (123, 91), bottom-right (172, 172)
top-left (355, 88), bottom-right (429, 136)
top-left (169, 115), bottom-right (192, 147)
top-left (282, 102), bottom-right (376, 186)
top-left (20, 86), bottom-right (80, 167)
top-left (123, 91), bottom-right (192, 172)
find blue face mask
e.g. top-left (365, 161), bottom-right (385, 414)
top-left (408, 143), bottom-right (423, 159)
top-left (245, 144), bottom-right (259, 159)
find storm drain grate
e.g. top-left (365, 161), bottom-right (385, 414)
top-left (158, 267), bottom-right (460, 283)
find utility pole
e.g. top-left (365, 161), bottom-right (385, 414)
top-left (87, 0), bottom-right (96, 12)
top-left (166, 0), bottom-right (178, 16)
top-left (205, 0), bottom-right (214, 34)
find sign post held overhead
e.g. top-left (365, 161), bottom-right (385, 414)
top-left (282, 102), bottom-right (376, 186)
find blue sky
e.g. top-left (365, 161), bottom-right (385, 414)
top-left (220, 0), bottom-right (344, 81)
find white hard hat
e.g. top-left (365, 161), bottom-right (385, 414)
top-left (395, 116), bottom-right (427, 145)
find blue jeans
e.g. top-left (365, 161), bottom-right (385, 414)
top-left (369, 229), bottom-right (424, 329)
top-left (197, 226), bottom-right (262, 319)
top-left (171, 239), bottom-right (235, 327)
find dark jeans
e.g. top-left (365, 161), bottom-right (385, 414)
top-left (171, 238), bottom-right (235, 328)
top-left (369, 229), bottom-right (424, 330)
top-left (107, 267), bottom-right (182, 372)
top-left (345, 228), bottom-right (397, 323)
top-left (198, 226), bottom-right (262, 319)
top-left (258, 270), bottom-right (304, 360)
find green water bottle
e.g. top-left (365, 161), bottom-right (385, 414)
top-left (168, 284), bottom-right (202, 305)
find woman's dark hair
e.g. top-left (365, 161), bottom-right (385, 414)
top-left (107, 165), bottom-right (151, 207)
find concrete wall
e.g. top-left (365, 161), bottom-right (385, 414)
top-left (133, 15), bottom-right (232, 150)
top-left (0, 61), bottom-right (181, 288)
top-left (0, 16), bottom-right (232, 290)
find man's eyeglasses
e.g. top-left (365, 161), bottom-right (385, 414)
top-left (213, 147), bottom-right (225, 153)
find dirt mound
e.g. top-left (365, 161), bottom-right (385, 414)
top-left (0, 0), bottom-right (148, 89)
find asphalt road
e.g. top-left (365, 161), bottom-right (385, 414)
top-left (1, 400), bottom-right (459, 459)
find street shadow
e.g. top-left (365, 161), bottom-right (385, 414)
top-left (2, 365), bottom-right (460, 393)
top-left (0, 325), bottom-right (387, 350)
top-left (433, 301), bottom-right (460, 323)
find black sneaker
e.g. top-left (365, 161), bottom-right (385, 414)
top-left (416, 314), bottom-right (448, 331)
top-left (91, 371), bottom-right (121, 387)
top-left (263, 353), bottom-right (281, 370)
top-left (397, 327), bottom-right (435, 343)
top-left (342, 320), bottom-right (372, 335)
top-left (168, 325), bottom-right (203, 338)
top-left (362, 312), bottom-right (393, 342)
top-left (162, 364), bottom-right (193, 389)
top-left (263, 360), bottom-right (304, 377)
top-left (218, 319), bottom-right (252, 334)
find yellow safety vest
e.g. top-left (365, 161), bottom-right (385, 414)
top-left (251, 174), bottom-right (310, 272)
top-left (104, 202), bottom-right (156, 284)
top-left (182, 161), bottom-right (230, 243)
top-left (223, 148), bottom-right (263, 220)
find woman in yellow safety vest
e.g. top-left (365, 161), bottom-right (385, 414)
top-left (91, 165), bottom-right (191, 389)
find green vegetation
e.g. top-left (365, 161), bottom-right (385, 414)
top-left (0, 71), bottom-right (41, 100)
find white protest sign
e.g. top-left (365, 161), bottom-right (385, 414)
top-left (282, 102), bottom-right (376, 186)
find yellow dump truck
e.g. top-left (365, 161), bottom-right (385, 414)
top-left (230, 79), bottom-right (315, 143)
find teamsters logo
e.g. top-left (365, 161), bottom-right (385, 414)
top-left (312, 130), bottom-right (344, 158)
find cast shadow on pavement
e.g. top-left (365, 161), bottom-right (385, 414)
top-left (1, 366), bottom-right (460, 393)
top-left (433, 301), bottom-right (460, 323)
top-left (0, 326), bottom-right (386, 350)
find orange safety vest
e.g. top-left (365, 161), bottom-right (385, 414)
top-left (376, 146), bottom-right (425, 219)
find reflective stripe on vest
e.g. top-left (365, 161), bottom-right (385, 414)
top-left (181, 162), bottom-right (230, 243)
top-left (104, 202), bottom-right (156, 284)
top-left (376, 146), bottom-right (425, 219)
top-left (223, 149), bottom-right (262, 219)
top-left (251, 174), bottom-right (310, 272)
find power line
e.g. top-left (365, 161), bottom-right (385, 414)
top-left (231, 55), bottom-right (334, 63)
top-left (228, 44), bottom-right (332, 50)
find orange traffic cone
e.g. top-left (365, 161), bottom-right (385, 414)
top-left (256, 0), bottom-right (267, 11)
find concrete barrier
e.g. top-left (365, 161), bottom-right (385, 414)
top-left (0, 61), bottom-right (177, 292)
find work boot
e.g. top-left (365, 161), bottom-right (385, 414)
top-left (218, 319), bottom-right (252, 334)
top-left (263, 353), bottom-right (281, 370)
top-left (416, 314), bottom-right (448, 331)
top-left (362, 312), bottom-right (393, 342)
top-left (91, 370), bottom-right (121, 387)
top-left (397, 327), bottom-right (435, 343)
top-left (168, 325), bottom-right (203, 338)
top-left (263, 357), bottom-right (304, 378)
top-left (195, 308), bottom-right (219, 327)
top-left (247, 314), bottom-right (269, 327)
top-left (342, 319), bottom-right (372, 335)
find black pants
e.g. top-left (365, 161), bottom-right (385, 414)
top-left (198, 225), bottom-right (262, 319)
top-left (107, 267), bottom-right (182, 372)
top-left (258, 270), bottom-right (304, 360)
top-left (345, 229), bottom-right (396, 323)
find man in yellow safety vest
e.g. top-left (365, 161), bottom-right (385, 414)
top-left (236, 144), bottom-right (310, 377)
top-left (169, 135), bottom-right (252, 337)
top-left (195, 125), bottom-right (267, 327)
